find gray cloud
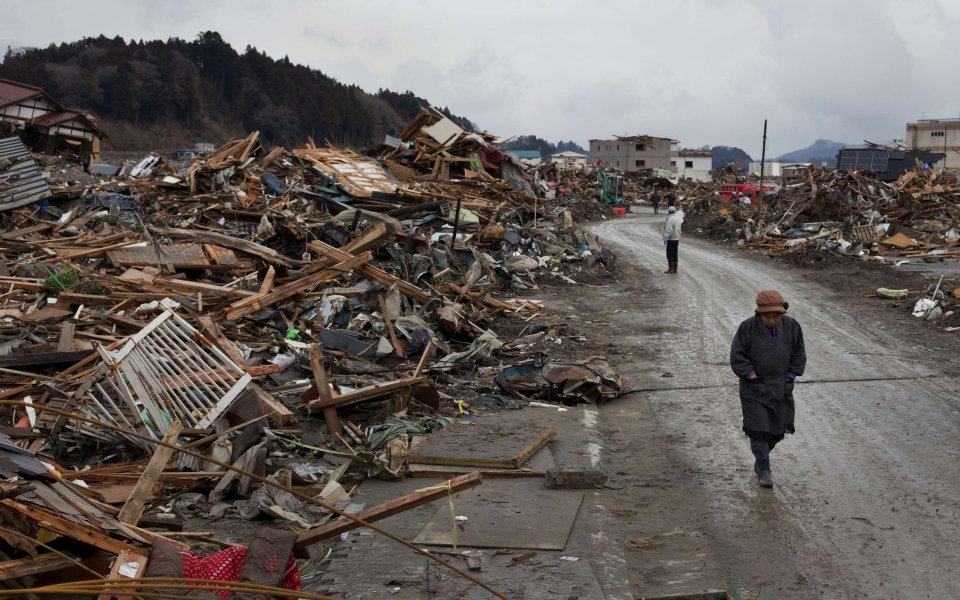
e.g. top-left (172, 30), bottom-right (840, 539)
top-left (2, 0), bottom-right (959, 156)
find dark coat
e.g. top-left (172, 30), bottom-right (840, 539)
top-left (730, 314), bottom-right (806, 442)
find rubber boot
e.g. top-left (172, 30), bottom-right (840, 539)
top-left (671, 261), bottom-right (678, 274)
top-left (754, 458), bottom-right (773, 487)
top-left (664, 263), bottom-right (672, 274)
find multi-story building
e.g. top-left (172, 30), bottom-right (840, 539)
top-left (588, 135), bottom-right (678, 173)
top-left (905, 118), bottom-right (960, 170)
top-left (676, 150), bottom-right (712, 181)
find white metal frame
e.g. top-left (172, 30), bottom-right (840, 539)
top-left (80, 310), bottom-right (251, 450)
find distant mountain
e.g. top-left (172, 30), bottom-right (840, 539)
top-left (777, 139), bottom-right (846, 167)
top-left (710, 146), bottom-right (752, 170)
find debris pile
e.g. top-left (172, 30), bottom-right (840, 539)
top-left (0, 108), bottom-right (632, 595)
top-left (679, 165), bottom-right (960, 326)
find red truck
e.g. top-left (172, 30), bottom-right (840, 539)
top-left (719, 183), bottom-right (778, 203)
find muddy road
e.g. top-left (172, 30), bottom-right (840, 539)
top-left (540, 211), bottom-right (960, 599)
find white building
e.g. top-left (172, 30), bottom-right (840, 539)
top-left (676, 150), bottom-right (712, 181)
top-left (749, 162), bottom-right (783, 177)
top-left (550, 151), bottom-right (587, 169)
top-left (589, 135), bottom-right (678, 173)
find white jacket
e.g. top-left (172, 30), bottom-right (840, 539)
top-left (662, 211), bottom-right (683, 242)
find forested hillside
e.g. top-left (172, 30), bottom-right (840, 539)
top-left (0, 32), bottom-right (475, 150)
top-left (501, 135), bottom-right (585, 157)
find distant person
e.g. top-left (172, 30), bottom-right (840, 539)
top-left (666, 191), bottom-right (677, 208)
top-left (661, 206), bottom-right (682, 274)
top-left (650, 190), bottom-right (661, 214)
top-left (730, 290), bottom-right (807, 488)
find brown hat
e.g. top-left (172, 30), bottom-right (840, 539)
top-left (755, 290), bottom-right (788, 314)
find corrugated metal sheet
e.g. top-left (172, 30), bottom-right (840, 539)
top-left (0, 136), bottom-right (50, 211)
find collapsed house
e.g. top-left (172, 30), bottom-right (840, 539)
top-left (0, 78), bottom-right (105, 165)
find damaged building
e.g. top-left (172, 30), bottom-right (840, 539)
top-left (0, 77), bottom-right (105, 164)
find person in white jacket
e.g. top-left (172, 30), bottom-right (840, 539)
top-left (662, 206), bottom-right (683, 274)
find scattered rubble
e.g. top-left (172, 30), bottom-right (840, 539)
top-left (680, 164), bottom-right (960, 331)
top-left (0, 108), bottom-right (632, 596)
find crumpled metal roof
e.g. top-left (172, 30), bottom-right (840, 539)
top-left (0, 136), bottom-right (51, 211)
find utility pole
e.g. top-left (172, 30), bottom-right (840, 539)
top-left (758, 119), bottom-right (768, 221)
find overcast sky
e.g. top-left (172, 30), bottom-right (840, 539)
top-left (3, 0), bottom-right (960, 156)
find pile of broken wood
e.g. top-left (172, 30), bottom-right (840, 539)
top-left (0, 108), bottom-right (625, 595)
top-left (682, 166), bottom-right (960, 264)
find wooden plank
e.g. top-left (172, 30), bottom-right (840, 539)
top-left (303, 223), bottom-right (390, 275)
top-left (97, 549), bottom-right (149, 600)
top-left (293, 471), bottom-right (483, 551)
top-left (148, 226), bottom-right (303, 268)
top-left (117, 422), bottom-right (182, 526)
top-left (0, 552), bottom-right (79, 580)
top-left (309, 343), bottom-right (342, 435)
top-left (57, 322), bottom-right (75, 353)
top-left (307, 376), bottom-right (428, 411)
top-left (196, 316), bottom-right (247, 366)
top-left (1, 498), bottom-right (136, 555)
top-left (0, 350), bottom-right (93, 368)
top-left (19, 307), bottom-right (72, 323)
top-left (105, 314), bottom-right (146, 333)
top-left (378, 293), bottom-right (405, 357)
top-left (239, 384), bottom-right (296, 426)
top-left (413, 482), bottom-right (583, 550)
top-left (308, 240), bottom-right (429, 302)
top-left (152, 278), bottom-right (256, 297)
top-left (243, 364), bottom-right (284, 377)
top-left (58, 292), bottom-right (118, 306)
top-left (41, 239), bottom-right (140, 262)
top-left (409, 423), bottom-right (556, 469)
top-left (0, 277), bottom-right (44, 292)
top-left (258, 265), bottom-right (276, 294)
top-left (107, 243), bottom-right (210, 269)
top-left (223, 251), bottom-right (372, 321)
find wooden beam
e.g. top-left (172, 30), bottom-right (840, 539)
top-left (152, 278), bottom-right (256, 297)
top-left (293, 472), bottom-right (483, 551)
top-left (148, 226), bottom-right (303, 268)
top-left (0, 553), bottom-right (79, 580)
top-left (223, 251), bottom-right (373, 321)
top-left (116, 422), bottom-right (182, 526)
top-left (196, 316), bottom-right (247, 367)
top-left (308, 240), bottom-right (429, 302)
top-left (1, 499), bottom-right (136, 555)
top-left (258, 265), bottom-right (276, 295)
top-left (309, 343), bottom-right (341, 435)
top-left (57, 322), bottom-right (75, 353)
top-left (303, 223), bottom-right (390, 275)
top-left (378, 293), bottom-right (405, 358)
top-left (0, 350), bottom-right (93, 368)
top-left (306, 376), bottom-right (429, 411)
top-left (413, 340), bottom-right (433, 377)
